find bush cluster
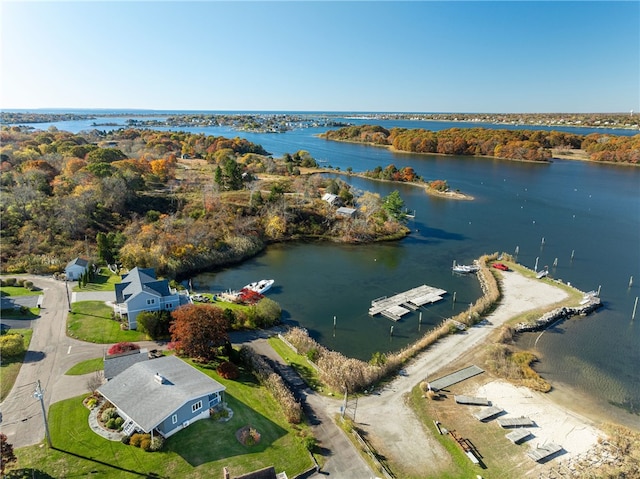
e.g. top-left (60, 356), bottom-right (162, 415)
top-left (216, 361), bottom-right (239, 379)
top-left (0, 334), bottom-right (25, 359)
top-left (239, 346), bottom-right (302, 424)
top-left (0, 278), bottom-right (35, 290)
top-left (130, 433), bottom-right (151, 451)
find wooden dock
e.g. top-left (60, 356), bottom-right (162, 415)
top-left (506, 429), bottom-right (532, 444)
top-left (473, 406), bottom-right (504, 422)
top-left (369, 284), bottom-right (446, 321)
top-left (528, 443), bottom-right (563, 462)
top-left (497, 416), bottom-right (535, 428)
top-left (455, 395), bottom-right (490, 406)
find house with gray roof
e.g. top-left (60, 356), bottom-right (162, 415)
top-left (97, 355), bottom-right (225, 438)
top-left (103, 348), bottom-right (149, 380)
top-left (113, 267), bottom-right (187, 330)
top-left (65, 257), bottom-right (89, 281)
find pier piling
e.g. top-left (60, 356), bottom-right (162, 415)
top-left (632, 297), bottom-right (638, 321)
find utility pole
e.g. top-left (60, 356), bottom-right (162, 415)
top-left (34, 380), bottom-right (52, 447)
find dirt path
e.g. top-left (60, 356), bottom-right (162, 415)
top-left (354, 270), bottom-right (570, 476)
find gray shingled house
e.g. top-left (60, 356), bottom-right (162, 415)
top-left (97, 355), bottom-right (226, 438)
top-left (103, 348), bottom-right (149, 380)
top-left (113, 267), bottom-right (187, 330)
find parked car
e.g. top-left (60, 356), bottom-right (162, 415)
top-left (492, 263), bottom-right (509, 271)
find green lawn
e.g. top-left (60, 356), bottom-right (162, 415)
top-left (0, 329), bottom-right (33, 401)
top-left (68, 301), bottom-right (146, 343)
top-left (0, 286), bottom-right (43, 297)
top-left (267, 336), bottom-right (326, 393)
top-left (10, 363), bottom-right (314, 478)
top-left (73, 269), bottom-right (121, 292)
top-left (65, 357), bottom-right (104, 376)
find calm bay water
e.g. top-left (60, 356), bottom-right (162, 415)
top-left (15, 112), bottom-right (640, 421)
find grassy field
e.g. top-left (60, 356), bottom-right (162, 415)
top-left (64, 357), bottom-right (104, 376)
top-left (10, 362), bottom-right (314, 478)
top-left (0, 329), bottom-right (33, 401)
top-left (68, 301), bottom-right (146, 343)
top-left (72, 269), bottom-right (121, 292)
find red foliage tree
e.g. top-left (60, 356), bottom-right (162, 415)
top-left (169, 304), bottom-right (230, 361)
top-left (107, 342), bottom-right (140, 356)
top-left (217, 360), bottom-right (240, 379)
top-left (1, 433), bottom-right (17, 475)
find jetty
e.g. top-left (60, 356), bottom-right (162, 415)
top-left (369, 284), bottom-right (446, 321)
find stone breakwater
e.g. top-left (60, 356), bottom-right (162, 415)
top-left (514, 296), bottom-right (602, 333)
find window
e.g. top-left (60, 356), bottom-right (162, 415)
top-left (192, 400), bottom-right (202, 413)
top-left (146, 299), bottom-right (155, 305)
top-left (165, 303), bottom-right (172, 309)
top-left (171, 414), bottom-right (177, 424)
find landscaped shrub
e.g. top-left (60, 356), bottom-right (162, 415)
top-left (140, 436), bottom-right (151, 451)
top-left (149, 436), bottom-right (164, 452)
top-left (3, 278), bottom-right (16, 286)
top-left (114, 417), bottom-right (124, 429)
top-left (216, 361), bottom-right (239, 379)
top-left (105, 418), bottom-right (117, 429)
top-left (129, 433), bottom-right (146, 448)
top-left (23, 280), bottom-right (34, 290)
top-left (101, 407), bottom-right (118, 423)
top-left (211, 407), bottom-right (230, 421)
top-left (107, 342), bottom-right (140, 355)
top-left (0, 334), bottom-right (24, 358)
top-left (85, 397), bottom-right (98, 409)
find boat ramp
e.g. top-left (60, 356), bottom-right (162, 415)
top-left (369, 284), bottom-right (446, 321)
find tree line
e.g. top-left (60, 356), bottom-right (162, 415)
top-left (0, 126), bottom-right (409, 276)
top-left (321, 124), bottom-right (639, 164)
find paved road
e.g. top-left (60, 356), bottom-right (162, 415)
top-left (0, 276), bottom-right (165, 448)
top-left (233, 332), bottom-right (377, 479)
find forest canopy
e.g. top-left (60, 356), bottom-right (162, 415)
top-left (320, 125), bottom-right (640, 164)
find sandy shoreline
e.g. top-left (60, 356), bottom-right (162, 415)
top-left (354, 267), bottom-right (611, 474)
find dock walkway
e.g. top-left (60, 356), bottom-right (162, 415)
top-left (369, 284), bottom-right (446, 321)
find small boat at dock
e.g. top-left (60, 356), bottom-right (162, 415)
top-left (452, 261), bottom-right (479, 274)
top-left (242, 279), bottom-right (274, 295)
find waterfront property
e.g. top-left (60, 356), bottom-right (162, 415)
top-left (64, 257), bottom-right (89, 281)
top-left (97, 355), bottom-right (226, 438)
top-left (113, 267), bottom-right (189, 329)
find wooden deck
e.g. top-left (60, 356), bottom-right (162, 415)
top-left (369, 284), bottom-right (446, 321)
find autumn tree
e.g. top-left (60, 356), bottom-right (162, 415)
top-left (0, 433), bottom-right (17, 475)
top-left (170, 304), bottom-right (230, 360)
top-left (107, 342), bottom-right (140, 355)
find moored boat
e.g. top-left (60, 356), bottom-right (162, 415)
top-left (242, 279), bottom-right (274, 294)
top-left (452, 261), bottom-right (479, 273)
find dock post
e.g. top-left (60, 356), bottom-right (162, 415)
top-left (333, 315), bottom-right (336, 328)
top-left (390, 325), bottom-right (394, 336)
top-left (571, 250), bottom-right (575, 261)
top-left (597, 285), bottom-right (601, 297)
top-left (419, 312), bottom-right (422, 324)
top-left (553, 258), bottom-right (558, 268)
top-left (632, 297), bottom-right (638, 321)
top-left (534, 257), bottom-right (539, 272)
top-left (629, 276), bottom-right (634, 289)
top-left (453, 292), bottom-right (456, 305)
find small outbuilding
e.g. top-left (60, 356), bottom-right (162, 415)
top-left (65, 257), bottom-right (89, 281)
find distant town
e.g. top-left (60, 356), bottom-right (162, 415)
top-left (1, 111), bottom-right (638, 133)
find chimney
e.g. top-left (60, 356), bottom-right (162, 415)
top-left (153, 372), bottom-right (165, 384)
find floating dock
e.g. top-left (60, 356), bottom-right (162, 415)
top-left (369, 284), bottom-right (446, 321)
top-left (497, 416), bottom-right (535, 428)
top-left (506, 429), bottom-right (532, 444)
top-left (455, 395), bottom-right (490, 406)
top-left (528, 443), bottom-right (563, 462)
top-left (473, 406), bottom-right (504, 422)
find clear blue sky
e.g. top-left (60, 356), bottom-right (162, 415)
top-left (1, 1), bottom-right (638, 113)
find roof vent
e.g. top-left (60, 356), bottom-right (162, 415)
top-left (154, 373), bottom-right (165, 384)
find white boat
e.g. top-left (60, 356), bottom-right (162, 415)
top-left (242, 279), bottom-right (274, 294)
top-left (452, 263), bottom-right (479, 273)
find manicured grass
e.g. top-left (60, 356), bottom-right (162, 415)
top-left (65, 357), bottom-right (104, 376)
top-left (0, 286), bottom-right (43, 297)
top-left (267, 336), bottom-right (326, 393)
top-left (11, 363), bottom-right (313, 479)
top-left (68, 301), bottom-right (146, 343)
top-left (0, 329), bottom-right (33, 401)
top-left (73, 269), bottom-right (121, 292)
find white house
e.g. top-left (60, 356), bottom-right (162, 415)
top-left (113, 267), bottom-right (186, 330)
top-left (98, 355), bottom-right (225, 438)
top-left (64, 257), bottom-right (89, 281)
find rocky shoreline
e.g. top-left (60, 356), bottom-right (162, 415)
top-left (514, 294), bottom-right (602, 333)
